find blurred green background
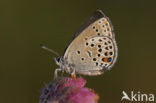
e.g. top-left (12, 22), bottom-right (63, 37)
top-left (0, 0), bottom-right (156, 103)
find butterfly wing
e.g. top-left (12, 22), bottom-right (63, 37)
top-left (63, 10), bottom-right (117, 76)
top-left (64, 10), bottom-right (113, 53)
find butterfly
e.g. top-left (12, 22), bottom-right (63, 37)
top-left (42, 10), bottom-right (117, 78)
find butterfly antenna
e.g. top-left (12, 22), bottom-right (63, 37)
top-left (40, 44), bottom-right (60, 56)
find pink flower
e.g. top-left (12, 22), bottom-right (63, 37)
top-left (39, 77), bottom-right (99, 103)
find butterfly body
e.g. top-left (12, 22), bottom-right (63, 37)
top-left (54, 10), bottom-right (117, 77)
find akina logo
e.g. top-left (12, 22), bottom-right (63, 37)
top-left (121, 91), bottom-right (155, 102)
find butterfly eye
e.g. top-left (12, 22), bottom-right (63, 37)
top-left (56, 57), bottom-right (60, 62)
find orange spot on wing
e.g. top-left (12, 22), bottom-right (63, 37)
top-left (104, 58), bottom-right (107, 62)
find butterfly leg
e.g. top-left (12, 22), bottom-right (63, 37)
top-left (54, 68), bottom-right (62, 79)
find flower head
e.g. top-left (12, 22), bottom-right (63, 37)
top-left (39, 77), bottom-right (99, 103)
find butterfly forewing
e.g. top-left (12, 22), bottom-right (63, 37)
top-left (63, 10), bottom-right (117, 76)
